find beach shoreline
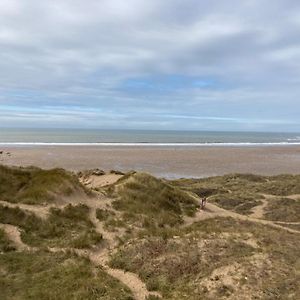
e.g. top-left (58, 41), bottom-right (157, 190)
top-left (1, 145), bottom-right (300, 178)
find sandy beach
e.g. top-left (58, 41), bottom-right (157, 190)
top-left (1, 145), bottom-right (300, 178)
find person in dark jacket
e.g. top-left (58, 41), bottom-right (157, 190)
top-left (201, 197), bottom-right (207, 210)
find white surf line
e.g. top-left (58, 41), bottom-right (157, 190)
top-left (1, 142), bottom-right (300, 146)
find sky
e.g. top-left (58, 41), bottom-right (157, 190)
top-left (0, 0), bottom-right (300, 132)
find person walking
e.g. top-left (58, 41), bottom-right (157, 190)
top-left (201, 197), bottom-right (207, 210)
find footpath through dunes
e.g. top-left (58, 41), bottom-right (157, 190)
top-left (184, 201), bottom-right (300, 234)
top-left (249, 198), bottom-right (269, 219)
top-left (0, 165), bottom-right (162, 300)
top-left (84, 194), bottom-right (162, 300)
top-left (1, 166), bottom-right (300, 299)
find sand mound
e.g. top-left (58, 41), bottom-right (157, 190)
top-left (0, 165), bottom-right (89, 204)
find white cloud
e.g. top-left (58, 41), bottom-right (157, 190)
top-left (0, 0), bottom-right (299, 130)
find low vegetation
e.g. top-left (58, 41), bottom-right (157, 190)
top-left (96, 208), bottom-right (127, 232)
top-left (1, 165), bottom-right (300, 299)
top-left (0, 228), bottom-right (16, 252)
top-left (171, 173), bottom-right (300, 196)
top-left (263, 197), bottom-right (300, 222)
top-left (0, 165), bottom-right (88, 204)
top-left (170, 173), bottom-right (267, 195)
top-left (209, 192), bottom-right (264, 215)
top-left (107, 172), bottom-right (199, 230)
top-left (0, 250), bottom-right (133, 300)
top-left (96, 208), bottom-right (115, 221)
top-left (0, 204), bottom-right (102, 248)
top-left (171, 173), bottom-right (300, 215)
top-left (260, 174), bottom-right (300, 196)
top-left (110, 217), bottom-right (300, 299)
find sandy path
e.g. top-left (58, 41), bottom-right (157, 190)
top-left (249, 199), bottom-right (269, 219)
top-left (185, 192), bottom-right (300, 234)
top-left (0, 189), bottom-right (160, 300)
top-left (188, 202), bottom-right (300, 234)
top-left (0, 200), bottom-right (50, 219)
top-left (250, 193), bottom-right (300, 222)
top-left (282, 194), bottom-right (300, 200)
top-left (0, 223), bottom-right (32, 251)
top-left (86, 198), bottom-right (162, 300)
top-left (274, 221), bottom-right (300, 225)
top-left (2, 188), bottom-right (298, 299)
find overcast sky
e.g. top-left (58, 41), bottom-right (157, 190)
top-left (0, 0), bottom-right (300, 131)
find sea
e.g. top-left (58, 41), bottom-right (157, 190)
top-left (0, 128), bottom-right (300, 146)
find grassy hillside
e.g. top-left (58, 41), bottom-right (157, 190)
top-left (171, 173), bottom-right (300, 196)
top-left (105, 172), bottom-right (199, 231)
top-left (110, 217), bottom-right (300, 299)
top-left (0, 204), bottom-right (103, 248)
top-left (264, 197), bottom-right (300, 222)
top-left (0, 165), bottom-right (299, 299)
top-left (0, 165), bottom-right (88, 204)
top-left (171, 173), bottom-right (300, 216)
top-left (0, 249), bottom-right (133, 300)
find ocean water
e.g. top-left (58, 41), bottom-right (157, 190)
top-left (0, 128), bottom-right (300, 146)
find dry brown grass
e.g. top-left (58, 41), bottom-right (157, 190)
top-left (1, 165), bottom-right (300, 299)
top-left (110, 217), bottom-right (300, 299)
top-left (263, 197), bottom-right (300, 222)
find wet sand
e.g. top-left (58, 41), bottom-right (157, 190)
top-left (1, 145), bottom-right (300, 178)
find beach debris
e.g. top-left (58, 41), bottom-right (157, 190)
top-left (109, 169), bottom-right (125, 175)
top-left (78, 168), bottom-right (105, 178)
top-left (92, 168), bottom-right (105, 176)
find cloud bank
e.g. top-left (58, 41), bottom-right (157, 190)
top-left (0, 0), bottom-right (300, 131)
